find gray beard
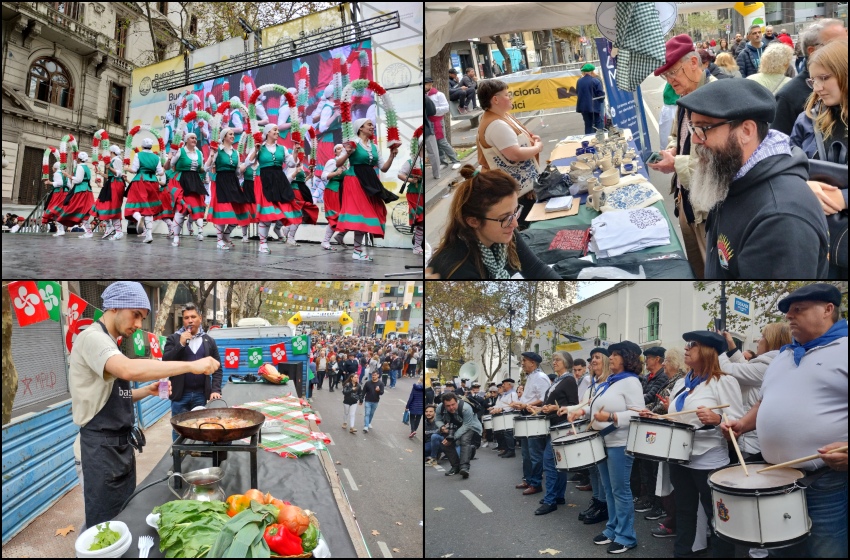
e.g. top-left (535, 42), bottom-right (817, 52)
top-left (689, 137), bottom-right (743, 214)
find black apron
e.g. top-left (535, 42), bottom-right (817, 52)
top-left (79, 321), bottom-right (136, 528)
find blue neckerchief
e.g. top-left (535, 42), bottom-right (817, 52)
top-left (674, 370), bottom-right (704, 412)
top-left (780, 319), bottom-right (847, 367)
top-left (593, 371), bottom-right (640, 401)
top-left (176, 324), bottom-right (206, 339)
top-left (546, 372), bottom-right (572, 400)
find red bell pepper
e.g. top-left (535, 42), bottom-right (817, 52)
top-left (264, 523), bottom-right (304, 556)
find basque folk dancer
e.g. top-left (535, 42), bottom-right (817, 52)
top-left (320, 143), bottom-right (346, 250)
top-left (94, 145), bottom-right (127, 240)
top-left (56, 152), bottom-right (97, 238)
top-left (125, 138), bottom-right (164, 243)
top-left (204, 127), bottom-right (253, 250)
top-left (168, 132), bottom-right (208, 245)
top-left (43, 162), bottom-right (68, 237)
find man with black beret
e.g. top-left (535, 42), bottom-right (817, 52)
top-left (676, 78), bottom-right (828, 279)
top-left (722, 283), bottom-right (847, 558)
top-left (512, 352), bottom-right (551, 496)
top-left (490, 378), bottom-right (518, 457)
top-left (642, 347), bottom-right (668, 405)
top-left (448, 68), bottom-right (475, 113)
top-left (682, 330), bottom-right (727, 354)
top-left (635, 347), bottom-right (669, 515)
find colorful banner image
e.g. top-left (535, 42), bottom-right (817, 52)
top-left (498, 70), bottom-right (582, 112)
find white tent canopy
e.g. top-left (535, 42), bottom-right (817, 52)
top-left (425, 2), bottom-right (736, 58)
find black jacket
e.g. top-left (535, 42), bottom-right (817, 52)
top-left (425, 386), bottom-right (435, 405)
top-left (430, 232), bottom-right (561, 279)
top-left (162, 332), bottom-right (224, 402)
top-left (643, 367), bottom-right (669, 405)
top-left (705, 146), bottom-right (829, 279)
top-left (772, 68), bottom-right (810, 135)
top-left (542, 375), bottom-right (579, 426)
top-left (342, 382), bottom-right (360, 405)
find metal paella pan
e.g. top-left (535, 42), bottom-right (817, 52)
top-left (170, 407), bottom-right (265, 443)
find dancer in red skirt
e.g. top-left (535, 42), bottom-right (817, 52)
top-left (126, 138), bottom-right (164, 243)
top-left (320, 144), bottom-right (346, 250)
top-left (42, 162), bottom-right (69, 237)
top-left (94, 145), bottom-right (127, 240)
top-left (284, 165), bottom-right (320, 247)
top-left (398, 157), bottom-right (424, 255)
top-left (168, 132), bottom-right (208, 245)
top-left (155, 163), bottom-right (176, 241)
top-left (238, 152), bottom-right (258, 244)
top-left (247, 123), bottom-right (300, 254)
top-left (56, 152), bottom-right (97, 238)
top-left (335, 118), bottom-right (399, 261)
top-left (204, 127), bottom-right (253, 250)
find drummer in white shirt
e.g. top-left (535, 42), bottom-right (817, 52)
top-left (721, 283), bottom-right (848, 559)
top-left (640, 330), bottom-right (743, 558)
top-left (511, 352), bottom-right (551, 496)
top-left (489, 378), bottom-right (518, 458)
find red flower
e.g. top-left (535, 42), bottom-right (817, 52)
top-left (60, 153), bottom-right (67, 163)
top-left (184, 111), bottom-right (197, 122)
top-left (210, 140), bottom-right (219, 151)
top-left (340, 102), bottom-right (352, 122)
top-left (368, 81), bottom-right (386, 96)
top-left (253, 132), bottom-right (262, 144)
top-left (124, 158), bottom-right (131, 165)
top-left (387, 127), bottom-right (400, 141)
top-left (129, 126), bottom-right (141, 136)
top-left (292, 131), bottom-right (302, 143)
top-left (102, 132), bottom-right (109, 140)
top-left (42, 165), bottom-right (49, 174)
top-left (170, 143), bottom-right (180, 151)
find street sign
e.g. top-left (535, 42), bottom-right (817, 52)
top-left (731, 296), bottom-right (751, 317)
top-left (725, 24), bottom-right (731, 31)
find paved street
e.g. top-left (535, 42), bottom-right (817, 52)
top-left (425, 440), bottom-right (751, 558)
top-left (309, 374), bottom-right (423, 558)
top-left (1, 233), bottom-right (423, 279)
top-left (425, 74), bottom-right (684, 254)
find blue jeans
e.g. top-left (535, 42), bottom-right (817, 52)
top-left (364, 401), bottom-right (378, 428)
top-left (390, 369), bottom-right (399, 388)
top-left (428, 433), bottom-right (442, 458)
top-left (521, 436), bottom-right (545, 487)
top-left (542, 437), bottom-right (567, 505)
top-left (597, 446), bottom-right (637, 547)
top-left (588, 463), bottom-right (605, 502)
top-left (171, 390), bottom-right (207, 441)
top-left (769, 470), bottom-right (848, 558)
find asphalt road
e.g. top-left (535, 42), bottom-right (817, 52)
top-left (425, 73), bottom-right (685, 254)
top-left (309, 374), bottom-right (423, 558)
top-left (425, 438), bottom-right (751, 558)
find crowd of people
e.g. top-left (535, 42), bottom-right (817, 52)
top-left (425, 20), bottom-right (847, 280)
top-left (424, 284), bottom-right (847, 557)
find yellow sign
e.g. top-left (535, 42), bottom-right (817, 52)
top-left (556, 342), bottom-right (583, 352)
top-left (505, 328), bottom-right (512, 336)
top-left (339, 312), bottom-right (353, 325)
top-left (261, 6), bottom-right (344, 46)
top-left (289, 312), bottom-right (302, 325)
top-left (503, 75), bottom-right (581, 112)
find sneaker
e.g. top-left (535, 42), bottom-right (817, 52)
top-left (593, 534), bottom-right (613, 545)
top-left (52, 230), bottom-right (66, 237)
top-left (644, 506), bottom-right (666, 520)
top-left (363, 426), bottom-right (369, 433)
top-left (216, 240), bottom-right (231, 250)
top-left (342, 423), bottom-right (347, 429)
top-left (607, 542), bottom-right (635, 554)
top-left (111, 231), bottom-right (125, 240)
top-left (143, 230), bottom-right (153, 243)
top-left (408, 431), bottom-right (416, 438)
top-left (101, 230), bottom-right (115, 240)
top-left (225, 240), bottom-right (235, 248)
top-left (458, 107), bottom-right (468, 114)
top-left (352, 250), bottom-right (373, 261)
top-left (287, 237), bottom-right (298, 247)
top-left (242, 235), bottom-right (251, 243)
top-left (482, 441), bottom-right (489, 448)
top-left (444, 468), bottom-right (460, 476)
top-left (349, 427), bottom-right (357, 434)
top-left (451, 162), bottom-right (462, 170)
top-left (171, 237), bottom-right (179, 247)
top-left (80, 232), bottom-right (94, 238)
top-left (258, 243), bottom-right (271, 254)
top-left (634, 498), bottom-right (652, 513)
top-left (413, 246), bottom-right (424, 255)
top-left (196, 232), bottom-right (204, 241)
top-left (650, 524), bottom-right (677, 538)
top-left (460, 469), bottom-right (469, 479)
top-left (321, 242), bottom-right (335, 250)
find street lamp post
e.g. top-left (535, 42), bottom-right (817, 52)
top-left (508, 305), bottom-right (516, 378)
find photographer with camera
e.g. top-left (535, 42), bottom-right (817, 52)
top-left (435, 392), bottom-right (483, 478)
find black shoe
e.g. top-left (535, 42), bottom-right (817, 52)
top-left (460, 469), bottom-right (469, 479)
top-left (569, 473), bottom-right (584, 482)
top-left (634, 497), bottom-right (652, 512)
top-left (584, 505), bottom-right (608, 525)
top-left (540, 498), bottom-right (566, 505)
top-left (593, 534), bottom-right (613, 545)
top-left (607, 542), bottom-right (635, 554)
top-left (445, 468), bottom-right (460, 476)
top-left (644, 506), bottom-right (666, 520)
top-left (579, 498), bottom-right (602, 521)
top-left (500, 451), bottom-right (516, 458)
top-left (534, 503), bottom-right (557, 515)
top-left (329, 389), bottom-right (334, 392)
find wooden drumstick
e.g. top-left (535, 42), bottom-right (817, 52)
top-left (661, 404), bottom-right (730, 419)
top-left (723, 412), bottom-right (748, 477)
top-left (757, 446), bottom-right (849, 474)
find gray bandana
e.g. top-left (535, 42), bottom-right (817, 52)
top-left (477, 241), bottom-right (510, 279)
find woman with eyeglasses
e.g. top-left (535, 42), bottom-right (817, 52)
top-left (638, 331), bottom-right (744, 557)
top-left (428, 165), bottom-right (560, 279)
top-left (476, 79), bottom-right (544, 230)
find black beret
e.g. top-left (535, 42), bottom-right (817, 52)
top-left (683, 330), bottom-right (727, 354)
top-left (676, 78), bottom-right (776, 125)
top-left (471, 382), bottom-right (481, 387)
top-left (461, 378), bottom-right (468, 383)
top-left (778, 284), bottom-right (842, 313)
top-left (607, 340), bottom-right (642, 357)
top-left (501, 378), bottom-right (515, 385)
top-left (643, 346), bottom-right (666, 358)
top-left (424, 75), bottom-right (433, 83)
top-left (521, 351), bottom-right (543, 363)
top-left (445, 381), bottom-right (456, 387)
top-left (589, 347), bottom-right (609, 357)
top-left (432, 382), bottom-right (441, 387)
top-left (448, 68), bottom-right (458, 75)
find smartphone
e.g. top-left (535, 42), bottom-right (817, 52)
top-left (647, 152), bottom-right (662, 164)
top-left (714, 318), bottom-right (725, 333)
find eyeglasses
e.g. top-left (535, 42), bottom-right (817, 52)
top-left (685, 341), bottom-right (699, 350)
top-left (687, 119), bottom-right (737, 142)
top-left (806, 74), bottom-right (833, 89)
top-left (481, 205), bottom-right (521, 228)
top-left (660, 63), bottom-right (685, 82)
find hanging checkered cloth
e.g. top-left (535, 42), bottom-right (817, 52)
top-left (236, 394), bottom-right (331, 458)
top-left (614, 3), bottom-right (666, 92)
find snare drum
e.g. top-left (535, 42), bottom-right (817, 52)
top-left (514, 415), bottom-right (549, 439)
top-left (708, 463), bottom-right (810, 549)
top-left (492, 410), bottom-right (518, 432)
top-left (549, 419), bottom-right (589, 441)
top-left (626, 416), bottom-right (696, 464)
top-left (551, 431), bottom-right (606, 471)
top-left (483, 415), bottom-right (493, 431)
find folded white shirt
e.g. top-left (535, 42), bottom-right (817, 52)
top-left (545, 196), bottom-right (573, 212)
top-left (590, 207), bottom-right (669, 257)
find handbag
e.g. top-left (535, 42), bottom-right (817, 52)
top-left (533, 163), bottom-right (570, 203)
top-left (402, 410), bottom-right (410, 425)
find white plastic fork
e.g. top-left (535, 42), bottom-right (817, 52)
top-left (138, 534), bottom-right (154, 558)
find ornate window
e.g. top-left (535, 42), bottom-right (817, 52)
top-left (27, 57), bottom-right (74, 108)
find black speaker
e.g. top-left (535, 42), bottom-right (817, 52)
top-left (426, 358), bottom-right (438, 369)
top-left (277, 362), bottom-right (305, 398)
